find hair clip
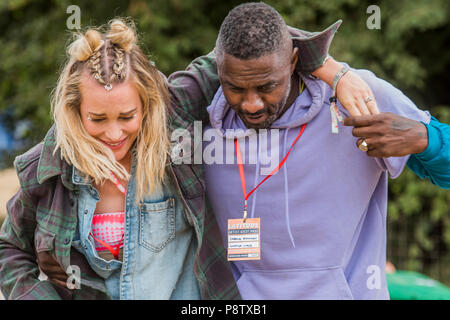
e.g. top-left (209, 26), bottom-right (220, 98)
top-left (104, 84), bottom-right (113, 91)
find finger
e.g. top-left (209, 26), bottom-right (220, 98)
top-left (355, 138), bottom-right (365, 149)
top-left (355, 97), bottom-right (371, 116)
top-left (342, 100), bottom-right (362, 117)
top-left (52, 274), bottom-right (69, 282)
top-left (343, 114), bottom-right (383, 127)
top-left (366, 149), bottom-right (378, 157)
top-left (352, 126), bottom-right (379, 138)
top-left (355, 138), bottom-right (373, 154)
top-left (366, 148), bottom-right (384, 158)
top-left (366, 100), bottom-right (379, 115)
top-left (365, 89), bottom-right (380, 115)
top-left (356, 137), bottom-right (378, 154)
top-left (49, 278), bottom-right (68, 288)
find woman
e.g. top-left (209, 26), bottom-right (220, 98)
top-left (0, 19), bottom-right (206, 300)
top-left (0, 18), bottom-right (377, 300)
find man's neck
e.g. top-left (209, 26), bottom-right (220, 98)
top-left (278, 72), bottom-right (300, 120)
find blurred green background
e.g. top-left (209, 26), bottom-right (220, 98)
top-left (0, 0), bottom-right (449, 286)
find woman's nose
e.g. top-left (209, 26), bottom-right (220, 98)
top-left (105, 124), bottom-right (123, 141)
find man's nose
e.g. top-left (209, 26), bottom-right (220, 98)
top-left (241, 91), bottom-right (264, 114)
top-left (105, 124), bottom-right (123, 141)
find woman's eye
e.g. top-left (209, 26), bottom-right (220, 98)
top-left (88, 114), bottom-right (136, 122)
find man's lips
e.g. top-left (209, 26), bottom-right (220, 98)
top-left (100, 137), bottom-right (127, 150)
top-left (243, 113), bottom-right (268, 124)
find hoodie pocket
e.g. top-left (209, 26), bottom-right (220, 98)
top-left (236, 267), bottom-right (354, 300)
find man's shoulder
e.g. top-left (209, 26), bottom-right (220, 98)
top-left (348, 66), bottom-right (400, 97)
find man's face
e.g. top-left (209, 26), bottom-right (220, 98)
top-left (218, 50), bottom-right (297, 129)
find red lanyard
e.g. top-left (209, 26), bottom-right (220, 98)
top-left (90, 233), bottom-right (124, 260)
top-left (235, 123), bottom-right (307, 220)
top-left (89, 171), bottom-right (127, 260)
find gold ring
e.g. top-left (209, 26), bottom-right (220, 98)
top-left (359, 140), bottom-right (369, 152)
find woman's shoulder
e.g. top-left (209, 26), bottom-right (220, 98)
top-left (12, 140), bottom-right (72, 202)
top-left (11, 142), bottom-right (48, 193)
top-left (13, 125), bottom-right (67, 187)
top-left (13, 142), bottom-right (44, 176)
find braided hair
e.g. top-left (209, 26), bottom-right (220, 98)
top-left (52, 18), bottom-right (170, 202)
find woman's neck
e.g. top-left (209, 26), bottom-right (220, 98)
top-left (118, 151), bottom-right (132, 173)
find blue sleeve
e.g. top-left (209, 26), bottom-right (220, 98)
top-left (406, 116), bottom-right (450, 189)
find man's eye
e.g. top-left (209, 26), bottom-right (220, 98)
top-left (229, 86), bottom-right (244, 93)
top-left (259, 84), bottom-right (276, 92)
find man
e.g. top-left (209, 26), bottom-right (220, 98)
top-left (344, 113), bottom-right (450, 189)
top-left (202, 2), bottom-right (430, 299)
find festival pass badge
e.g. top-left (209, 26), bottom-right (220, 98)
top-left (227, 218), bottom-right (261, 261)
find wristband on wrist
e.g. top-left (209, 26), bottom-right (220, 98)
top-left (332, 65), bottom-right (350, 93)
top-left (328, 65), bottom-right (349, 134)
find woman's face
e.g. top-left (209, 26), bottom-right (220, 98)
top-left (79, 72), bottom-right (143, 164)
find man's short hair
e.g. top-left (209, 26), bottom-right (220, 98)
top-left (216, 2), bottom-right (291, 61)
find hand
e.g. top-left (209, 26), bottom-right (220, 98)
top-left (336, 71), bottom-right (380, 116)
top-left (343, 112), bottom-right (429, 157)
top-left (310, 58), bottom-right (380, 116)
top-left (36, 251), bottom-right (69, 288)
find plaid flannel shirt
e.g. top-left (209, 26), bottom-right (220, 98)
top-left (0, 22), bottom-right (341, 300)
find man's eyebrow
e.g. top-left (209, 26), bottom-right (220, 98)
top-left (257, 81), bottom-right (277, 88)
top-left (223, 80), bottom-right (243, 89)
top-left (224, 80), bottom-right (277, 89)
top-left (88, 108), bottom-right (137, 117)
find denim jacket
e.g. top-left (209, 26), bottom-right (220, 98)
top-left (72, 149), bottom-right (200, 299)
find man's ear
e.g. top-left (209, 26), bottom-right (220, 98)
top-left (290, 47), bottom-right (299, 74)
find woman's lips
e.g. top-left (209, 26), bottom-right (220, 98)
top-left (100, 137), bottom-right (127, 150)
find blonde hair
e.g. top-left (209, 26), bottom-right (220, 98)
top-left (51, 18), bottom-right (170, 202)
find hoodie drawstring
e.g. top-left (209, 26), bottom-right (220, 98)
top-left (234, 124), bottom-right (307, 236)
top-left (283, 128), bottom-right (296, 248)
top-left (250, 141), bottom-right (261, 219)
